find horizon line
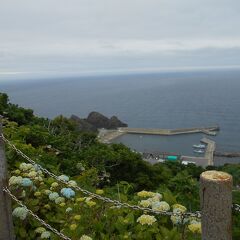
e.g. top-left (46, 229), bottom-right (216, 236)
top-left (1, 65), bottom-right (240, 82)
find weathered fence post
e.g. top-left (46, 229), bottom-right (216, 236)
top-left (200, 170), bottom-right (232, 240)
top-left (0, 116), bottom-right (15, 240)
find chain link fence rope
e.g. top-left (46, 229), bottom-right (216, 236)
top-left (1, 134), bottom-right (202, 218)
top-left (233, 203), bottom-right (240, 213)
top-left (3, 187), bottom-right (71, 240)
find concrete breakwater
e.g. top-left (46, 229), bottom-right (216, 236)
top-left (98, 129), bottom-right (126, 143)
top-left (98, 125), bottom-right (219, 143)
top-left (123, 126), bottom-right (219, 136)
top-left (214, 152), bottom-right (240, 158)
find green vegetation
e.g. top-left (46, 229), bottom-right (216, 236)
top-left (1, 92), bottom-right (240, 239)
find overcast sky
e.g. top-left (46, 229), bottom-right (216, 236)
top-left (1, 0), bottom-right (240, 79)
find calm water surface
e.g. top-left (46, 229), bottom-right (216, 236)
top-left (1, 70), bottom-right (240, 165)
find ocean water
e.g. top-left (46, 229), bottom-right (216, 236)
top-left (1, 69), bottom-right (240, 165)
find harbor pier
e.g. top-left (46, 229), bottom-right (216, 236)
top-left (98, 126), bottom-right (218, 166)
top-left (201, 137), bottom-right (216, 166)
top-left (141, 137), bottom-right (216, 167)
top-left (121, 126), bottom-right (219, 136)
top-left (98, 125), bottom-right (219, 143)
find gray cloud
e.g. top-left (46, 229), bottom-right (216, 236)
top-left (1, 0), bottom-right (240, 78)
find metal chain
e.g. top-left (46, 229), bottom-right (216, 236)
top-left (1, 134), bottom-right (201, 219)
top-left (233, 203), bottom-right (240, 213)
top-left (3, 187), bottom-right (71, 240)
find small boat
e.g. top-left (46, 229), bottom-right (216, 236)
top-left (182, 161), bottom-right (196, 165)
top-left (193, 144), bottom-right (206, 149)
top-left (157, 159), bottom-right (165, 163)
top-left (194, 149), bottom-right (205, 154)
top-left (207, 131), bottom-right (217, 136)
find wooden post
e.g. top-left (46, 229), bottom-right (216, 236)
top-left (200, 170), bottom-right (232, 240)
top-left (0, 116), bottom-right (15, 240)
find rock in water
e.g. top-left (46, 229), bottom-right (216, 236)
top-left (109, 116), bottom-right (128, 129)
top-left (87, 112), bottom-right (110, 128)
top-left (87, 111), bottom-right (128, 129)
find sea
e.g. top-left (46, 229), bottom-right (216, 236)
top-left (1, 69), bottom-right (240, 166)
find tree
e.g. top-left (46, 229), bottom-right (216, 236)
top-left (0, 92), bottom-right (9, 113)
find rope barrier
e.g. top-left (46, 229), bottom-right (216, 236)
top-left (1, 133), bottom-right (201, 219)
top-left (233, 203), bottom-right (240, 213)
top-left (3, 187), bottom-right (71, 240)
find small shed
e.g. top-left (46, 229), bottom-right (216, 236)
top-left (166, 155), bottom-right (178, 161)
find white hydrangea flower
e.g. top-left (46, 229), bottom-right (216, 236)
top-left (12, 207), bottom-right (28, 220)
top-left (33, 164), bottom-right (40, 171)
top-left (19, 163), bottom-right (28, 171)
top-left (152, 201), bottom-right (170, 211)
top-left (137, 214), bottom-right (157, 225)
top-left (49, 192), bottom-right (59, 201)
top-left (66, 207), bottom-right (72, 213)
top-left (19, 163), bottom-right (34, 171)
top-left (37, 176), bottom-right (43, 182)
top-left (85, 197), bottom-right (92, 202)
top-left (172, 204), bottom-right (187, 214)
top-left (58, 175), bottom-right (69, 182)
top-left (68, 180), bottom-right (77, 187)
top-left (188, 221), bottom-right (201, 233)
top-left (35, 227), bottom-right (46, 233)
top-left (41, 231), bottom-right (51, 239)
top-left (190, 219), bottom-right (199, 225)
top-left (14, 169), bottom-right (21, 175)
top-left (76, 163), bottom-right (85, 171)
top-left (171, 215), bottom-right (182, 225)
top-left (151, 193), bottom-right (163, 201)
top-left (51, 182), bottom-right (59, 188)
top-left (171, 213), bottom-right (189, 225)
top-left (80, 235), bottom-right (92, 240)
top-left (55, 197), bottom-right (65, 204)
top-left (9, 176), bottom-right (23, 186)
top-left (139, 199), bottom-right (151, 208)
top-left (44, 190), bottom-right (52, 195)
top-left (28, 171), bottom-right (37, 178)
top-left (137, 190), bottom-right (155, 198)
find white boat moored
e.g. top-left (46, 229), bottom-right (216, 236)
top-left (193, 144), bottom-right (206, 149)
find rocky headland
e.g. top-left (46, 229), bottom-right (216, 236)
top-left (70, 111), bottom-right (127, 132)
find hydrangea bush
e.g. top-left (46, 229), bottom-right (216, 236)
top-left (9, 162), bottom-right (201, 240)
